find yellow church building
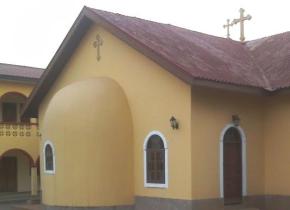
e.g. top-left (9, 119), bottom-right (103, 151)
top-left (16, 6), bottom-right (290, 210)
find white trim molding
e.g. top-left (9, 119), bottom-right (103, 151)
top-left (219, 123), bottom-right (247, 198)
top-left (143, 131), bottom-right (168, 188)
top-left (43, 140), bottom-right (56, 175)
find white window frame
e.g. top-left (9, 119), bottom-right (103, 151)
top-left (219, 123), bottom-right (247, 198)
top-left (43, 140), bottom-right (56, 174)
top-left (143, 131), bottom-right (168, 188)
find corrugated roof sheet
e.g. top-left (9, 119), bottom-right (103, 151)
top-left (246, 32), bottom-right (290, 90)
top-left (0, 63), bottom-right (43, 80)
top-left (90, 8), bottom-right (290, 90)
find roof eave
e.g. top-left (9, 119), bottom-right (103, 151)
top-left (190, 78), bottom-right (267, 95)
top-left (0, 75), bottom-right (39, 84)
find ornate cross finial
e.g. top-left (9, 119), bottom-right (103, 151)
top-left (93, 34), bottom-right (103, 61)
top-left (231, 8), bottom-right (252, 42)
top-left (223, 19), bottom-right (234, 39)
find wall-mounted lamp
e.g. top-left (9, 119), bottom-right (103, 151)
top-left (232, 114), bottom-right (240, 127)
top-left (170, 116), bottom-right (179, 130)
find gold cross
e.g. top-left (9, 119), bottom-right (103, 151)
top-left (93, 34), bottom-right (103, 61)
top-left (231, 8), bottom-right (252, 42)
top-left (223, 19), bottom-right (234, 39)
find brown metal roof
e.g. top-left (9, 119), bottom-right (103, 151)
top-left (22, 6), bottom-right (290, 117)
top-left (0, 63), bottom-right (43, 82)
top-left (246, 32), bottom-right (290, 90)
top-left (90, 8), bottom-right (270, 89)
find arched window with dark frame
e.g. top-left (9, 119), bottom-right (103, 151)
top-left (144, 131), bottom-right (168, 188)
top-left (44, 141), bottom-right (55, 174)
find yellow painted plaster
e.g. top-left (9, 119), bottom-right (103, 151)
top-left (39, 25), bottom-right (192, 206)
top-left (264, 94), bottom-right (290, 195)
top-left (191, 87), bottom-right (265, 199)
top-left (0, 81), bottom-right (32, 97)
top-left (0, 131), bottom-right (39, 162)
top-left (0, 81), bottom-right (39, 162)
top-left (41, 78), bottom-right (133, 206)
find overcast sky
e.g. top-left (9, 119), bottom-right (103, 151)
top-left (0, 0), bottom-right (289, 68)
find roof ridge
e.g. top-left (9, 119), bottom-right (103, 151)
top-left (242, 46), bottom-right (272, 90)
top-left (246, 31), bottom-right (290, 43)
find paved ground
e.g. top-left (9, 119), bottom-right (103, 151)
top-left (0, 202), bottom-right (39, 210)
top-left (0, 203), bottom-right (15, 210)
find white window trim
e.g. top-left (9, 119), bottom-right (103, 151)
top-left (43, 140), bottom-right (56, 175)
top-left (219, 123), bottom-right (247, 198)
top-left (143, 130), bottom-right (168, 188)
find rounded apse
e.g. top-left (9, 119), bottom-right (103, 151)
top-left (41, 77), bottom-right (133, 208)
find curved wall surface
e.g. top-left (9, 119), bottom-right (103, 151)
top-left (41, 77), bottom-right (134, 207)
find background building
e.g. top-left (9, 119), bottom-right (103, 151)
top-left (0, 63), bottom-right (43, 201)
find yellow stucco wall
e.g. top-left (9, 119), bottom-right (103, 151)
top-left (38, 25), bottom-right (192, 206)
top-left (191, 87), bottom-right (265, 199)
top-left (0, 130), bottom-right (39, 163)
top-left (0, 81), bottom-right (32, 97)
top-left (41, 78), bottom-right (134, 206)
top-left (0, 81), bottom-right (39, 162)
top-left (264, 94), bottom-right (290, 195)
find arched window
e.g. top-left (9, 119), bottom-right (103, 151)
top-left (144, 131), bottom-right (168, 188)
top-left (44, 141), bottom-right (55, 174)
top-left (0, 92), bottom-right (28, 123)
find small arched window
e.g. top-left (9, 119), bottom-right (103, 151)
top-left (44, 141), bottom-right (55, 174)
top-left (144, 131), bottom-right (168, 188)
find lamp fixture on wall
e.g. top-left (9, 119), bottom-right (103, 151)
top-left (170, 116), bottom-right (179, 130)
top-left (232, 114), bottom-right (240, 126)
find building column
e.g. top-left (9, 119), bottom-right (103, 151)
top-left (31, 167), bottom-right (38, 196)
top-left (16, 103), bottom-right (21, 123)
top-left (0, 102), bottom-right (2, 122)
